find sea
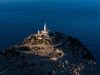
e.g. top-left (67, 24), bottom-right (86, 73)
top-left (0, 1), bottom-right (100, 64)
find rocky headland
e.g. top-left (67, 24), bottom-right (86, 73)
top-left (0, 24), bottom-right (99, 75)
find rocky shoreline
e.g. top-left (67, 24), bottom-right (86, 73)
top-left (0, 25), bottom-right (99, 75)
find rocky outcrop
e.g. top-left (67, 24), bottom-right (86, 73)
top-left (0, 26), bottom-right (99, 75)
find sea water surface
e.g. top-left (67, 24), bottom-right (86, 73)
top-left (0, 1), bottom-right (100, 63)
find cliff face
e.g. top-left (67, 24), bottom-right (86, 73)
top-left (0, 28), bottom-right (99, 75)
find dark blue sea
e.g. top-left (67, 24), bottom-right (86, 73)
top-left (0, 1), bottom-right (100, 63)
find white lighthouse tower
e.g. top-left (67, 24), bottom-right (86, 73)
top-left (42, 23), bottom-right (48, 35)
top-left (44, 23), bottom-right (47, 31)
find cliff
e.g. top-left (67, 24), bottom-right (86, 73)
top-left (0, 25), bottom-right (99, 75)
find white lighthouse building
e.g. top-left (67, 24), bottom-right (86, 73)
top-left (44, 23), bottom-right (47, 31)
top-left (36, 23), bottom-right (52, 40)
top-left (41, 23), bottom-right (48, 35)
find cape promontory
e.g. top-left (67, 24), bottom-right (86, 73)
top-left (0, 24), bottom-right (99, 75)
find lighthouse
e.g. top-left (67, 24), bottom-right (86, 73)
top-left (44, 23), bottom-right (47, 31)
top-left (41, 23), bottom-right (48, 35)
